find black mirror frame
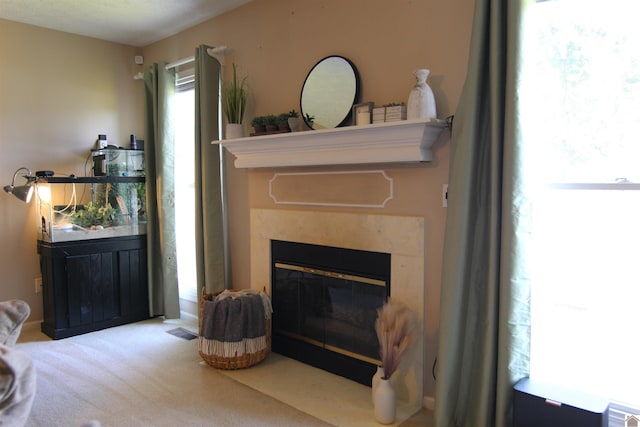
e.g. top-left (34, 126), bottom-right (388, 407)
top-left (300, 55), bottom-right (361, 130)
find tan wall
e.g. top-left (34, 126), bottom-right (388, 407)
top-left (0, 19), bottom-right (144, 320)
top-left (0, 0), bottom-right (474, 400)
top-left (144, 0), bottom-right (474, 398)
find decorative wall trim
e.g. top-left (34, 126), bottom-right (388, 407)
top-left (268, 170), bottom-right (394, 208)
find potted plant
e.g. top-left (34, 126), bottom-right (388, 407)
top-left (287, 110), bottom-right (300, 132)
top-left (264, 115), bottom-right (278, 132)
top-left (223, 63), bottom-right (247, 138)
top-left (277, 113), bottom-right (290, 131)
top-left (250, 116), bottom-right (266, 134)
top-left (303, 113), bottom-right (315, 130)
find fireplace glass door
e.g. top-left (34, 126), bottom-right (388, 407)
top-left (271, 240), bottom-right (390, 385)
top-left (274, 263), bottom-right (385, 363)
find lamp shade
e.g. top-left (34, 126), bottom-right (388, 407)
top-left (11, 185), bottom-right (34, 203)
top-left (3, 167), bottom-right (35, 203)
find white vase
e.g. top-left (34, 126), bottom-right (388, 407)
top-left (225, 123), bottom-right (244, 139)
top-left (373, 377), bottom-right (396, 424)
top-left (371, 366), bottom-right (384, 403)
top-left (407, 68), bottom-right (437, 120)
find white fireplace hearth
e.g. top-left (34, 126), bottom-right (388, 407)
top-left (249, 208), bottom-right (426, 410)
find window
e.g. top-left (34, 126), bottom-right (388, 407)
top-left (173, 78), bottom-right (197, 302)
top-left (523, 0), bottom-right (640, 415)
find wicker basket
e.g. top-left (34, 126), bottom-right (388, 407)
top-left (198, 289), bottom-right (271, 370)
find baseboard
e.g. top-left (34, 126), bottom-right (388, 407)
top-left (180, 309), bottom-right (198, 325)
top-left (179, 296), bottom-right (198, 318)
top-left (424, 396), bottom-right (435, 411)
top-left (22, 319), bottom-right (42, 332)
top-left (179, 287), bottom-right (198, 303)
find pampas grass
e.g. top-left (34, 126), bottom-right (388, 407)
top-left (375, 299), bottom-right (417, 380)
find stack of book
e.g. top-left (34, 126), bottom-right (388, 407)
top-left (372, 107), bottom-right (386, 124)
top-left (370, 105), bottom-right (407, 123)
top-left (384, 105), bottom-right (407, 122)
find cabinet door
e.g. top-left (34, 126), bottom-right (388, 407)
top-left (66, 252), bottom-right (118, 327)
top-left (117, 247), bottom-right (148, 319)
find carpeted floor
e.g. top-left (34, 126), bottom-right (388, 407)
top-left (17, 318), bottom-right (433, 426)
top-left (17, 318), bottom-right (331, 427)
top-left (165, 327), bottom-right (198, 340)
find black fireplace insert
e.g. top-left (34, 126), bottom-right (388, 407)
top-left (271, 240), bottom-right (391, 385)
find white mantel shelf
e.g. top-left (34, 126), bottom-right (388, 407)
top-left (213, 119), bottom-right (448, 168)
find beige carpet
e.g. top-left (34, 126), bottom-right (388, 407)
top-left (17, 318), bottom-right (330, 427)
top-left (17, 318), bottom-right (432, 426)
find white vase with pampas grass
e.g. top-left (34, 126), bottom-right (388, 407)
top-left (374, 377), bottom-right (396, 424)
top-left (373, 299), bottom-right (417, 424)
top-left (371, 365), bottom-right (384, 403)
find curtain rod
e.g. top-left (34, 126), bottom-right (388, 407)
top-left (165, 46), bottom-right (228, 70)
top-left (165, 56), bottom-right (194, 69)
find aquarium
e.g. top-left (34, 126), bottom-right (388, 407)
top-left (92, 148), bottom-right (144, 177)
top-left (36, 176), bottom-right (146, 243)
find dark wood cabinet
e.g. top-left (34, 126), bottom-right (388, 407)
top-left (39, 235), bottom-right (150, 339)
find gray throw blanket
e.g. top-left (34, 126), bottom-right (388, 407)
top-left (199, 291), bottom-right (271, 358)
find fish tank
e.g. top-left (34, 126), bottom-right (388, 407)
top-left (92, 148), bottom-right (144, 177)
top-left (36, 164), bottom-right (146, 243)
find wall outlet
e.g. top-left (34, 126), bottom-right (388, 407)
top-left (442, 184), bottom-right (448, 207)
top-left (35, 277), bottom-right (42, 294)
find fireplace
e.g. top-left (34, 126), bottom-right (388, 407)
top-left (250, 208), bottom-right (425, 407)
top-left (271, 240), bottom-right (390, 385)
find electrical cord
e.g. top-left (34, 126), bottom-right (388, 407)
top-left (445, 115), bottom-right (454, 129)
top-left (84, 150), bottom-right (93, 177)
top-left (53, 183), bottom-right (76, 216)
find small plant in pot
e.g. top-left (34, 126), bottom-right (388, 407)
top-left (223, 63), bottom-right (248, 138)
top-left (277, 113), bottom-right (291, 132)
top-left (250, 116), bottom-right (266, 134)
top-left (287, 110), bottom-right (300, 132)
top-left (264, 115), bottom-right (278, 132)
top-left (303, 113), bottom-right (315, 130)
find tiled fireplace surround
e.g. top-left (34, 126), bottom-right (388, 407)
top-left (250, 208), bottom-right (426, 408)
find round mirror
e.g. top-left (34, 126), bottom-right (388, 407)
top-left (300, 56), bottom-right (360, 130)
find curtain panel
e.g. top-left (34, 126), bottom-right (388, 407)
top-left (143, 63), bottom-right (180, 319)
top-left (435, 1), bottom-right (531, 426)
top-left (194, 45), bottom-right (226, 296)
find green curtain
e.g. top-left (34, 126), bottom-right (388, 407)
top-left (435, 1), bottom-right (531, 426)
top-left (194, 45), bottom-right (226, 296)
top-left (143, 62), bottom-right (180, 318)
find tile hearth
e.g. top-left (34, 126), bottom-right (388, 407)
top-left (216, 352), bottom-right (420, 426)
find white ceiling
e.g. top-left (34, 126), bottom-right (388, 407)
top-left (0, 0), bottom-right (251, 47)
